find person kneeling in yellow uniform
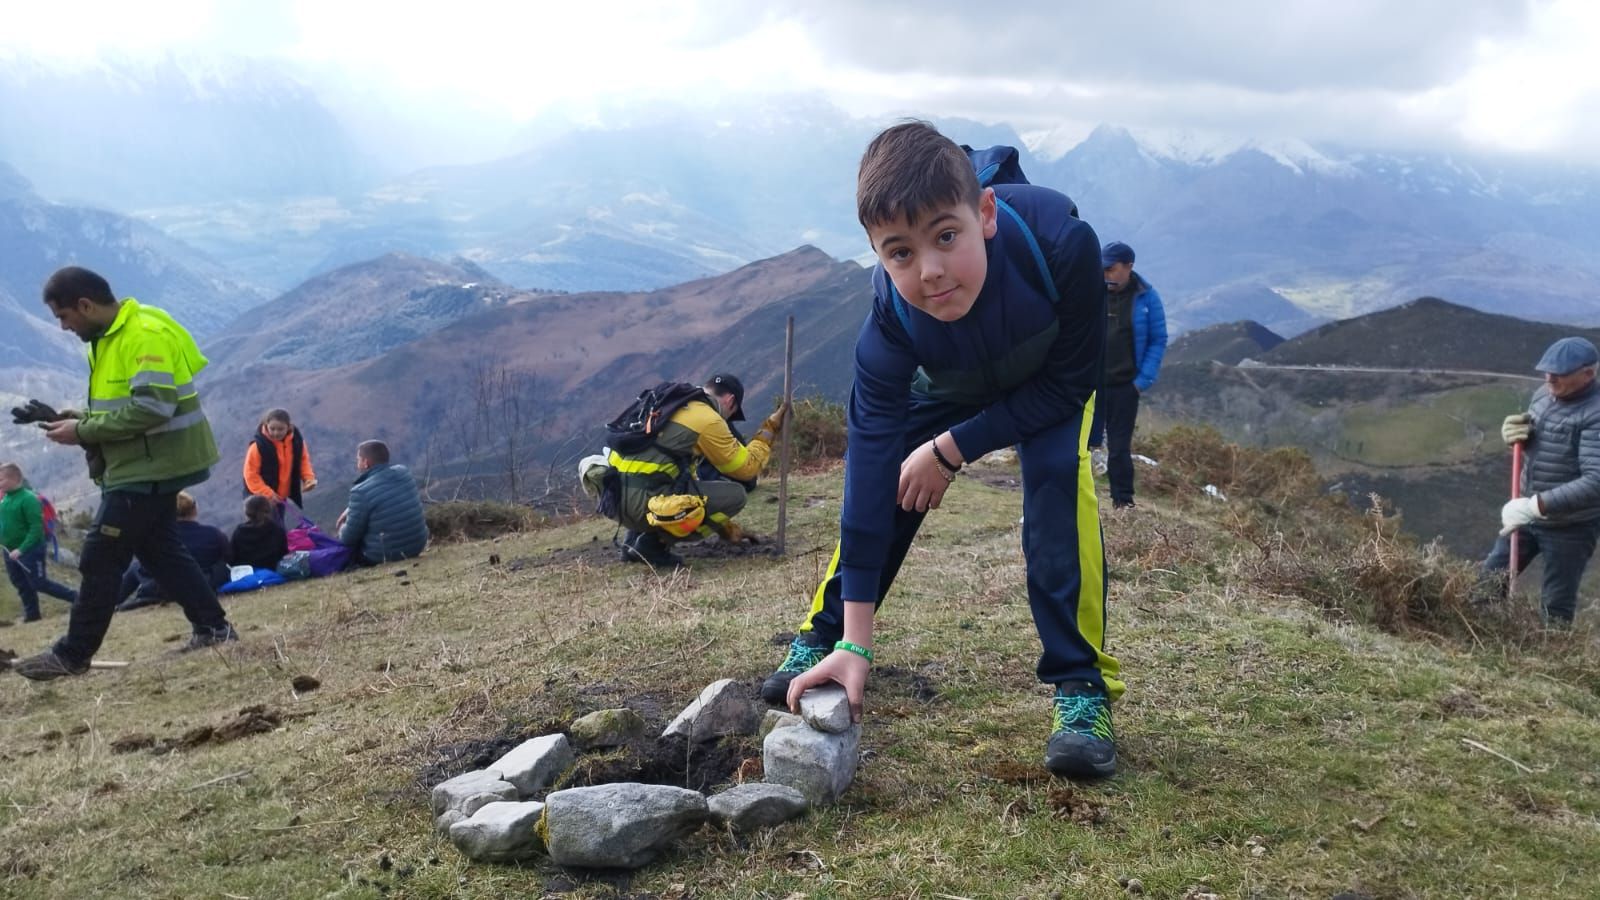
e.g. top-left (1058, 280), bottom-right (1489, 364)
top-left (604, 386), bottom-right (788, 568)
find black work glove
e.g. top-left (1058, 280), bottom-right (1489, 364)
top-left (10, 399), bottom-right (62, 425)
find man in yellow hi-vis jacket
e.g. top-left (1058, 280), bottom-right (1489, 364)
top-left (12, 267), bottom-right (238, 681)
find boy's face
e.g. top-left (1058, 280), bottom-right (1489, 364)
top-left (1104, 261), bottom-right (1133, 292)
top-left (0, 470), bottom-right (17, 492)
top-left (867, 189), bottom-right (997, 323)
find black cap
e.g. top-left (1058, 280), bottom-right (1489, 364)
top-left (707, 373), bottom-right (745, 421)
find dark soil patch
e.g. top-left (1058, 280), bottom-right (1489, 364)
top-left (983, 759), bottom-right (1051, 786)
top-left (1049, 787), bottom-right (1110, 825)
top-left (291, 674), bottom-right (321, 693)
top-left (875, 665), bottom-right (941, 703)
top-left (417, 731), bottom-right (539, 790)
top-left (0, 647), bottom-right (16, 668)
top-left (176, 705), bottom-right (288, 749)
top-left (111, 733), bottom-right (157, 754)
top-left (560, 734), bottom-right (752, 794)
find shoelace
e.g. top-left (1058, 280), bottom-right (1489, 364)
top-left (779, 639), bottom-right (829, 673)
top-left (1052, 693), bottom-right (1113, 740)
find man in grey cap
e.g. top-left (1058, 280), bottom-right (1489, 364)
top-left (1484, 336), bottom-right (1600, 625)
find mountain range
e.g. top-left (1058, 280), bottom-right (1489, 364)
top-left (7, 58), bottom-right (1598, 337)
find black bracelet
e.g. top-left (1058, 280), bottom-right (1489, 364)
top-left (930, 440), bottom-right (961, 473)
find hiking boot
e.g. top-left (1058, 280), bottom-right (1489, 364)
top-left (13, 650), bottom-right (90, 681)
top-left (618, 530), bottom-right (644, 563)
top-left (1112, 500), bottom-right (1136, 511)
top-left (179, 623), bottom-right (239, 653)
top-left (760, 632), bottom-right (832, 705)
top-left (1045, 681), bottom-right (1117, 779)
top-left (621, 531), bottom-right (684, 570)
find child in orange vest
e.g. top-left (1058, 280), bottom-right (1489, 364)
top-left (243, 408), bottom-right (317, 508)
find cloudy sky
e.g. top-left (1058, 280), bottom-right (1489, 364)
top-left (3, 0), bottom-right (1596, 161)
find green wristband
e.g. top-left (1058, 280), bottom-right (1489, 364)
top-left (834, 640), bottom-right (874, 663)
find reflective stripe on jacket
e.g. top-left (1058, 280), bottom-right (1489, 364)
top-left (73, 299), bottom-right (220, 489)
top-left (610, 399), bottom-right (774, 529)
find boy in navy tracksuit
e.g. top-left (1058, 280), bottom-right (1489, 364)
top-left (762, 121), bottom-right (1122, 779)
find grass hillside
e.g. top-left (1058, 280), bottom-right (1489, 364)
top-left (1262, 296), bottom-right (1600, 374)
top-left (2, 432), bottom-right (1597, 899)
top-left (1164, 320), bottom-right (1284, 366)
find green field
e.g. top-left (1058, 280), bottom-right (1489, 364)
top-left (2, 449), bottom-right (1596, 898)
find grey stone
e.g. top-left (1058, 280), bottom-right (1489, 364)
top-left (448, 800), bottom-right (546, 862)
top-left (707, 783), bottom-right (808, 833)
top-left (798, 686), bottom-right (852, 734)
top-left (763, 723), bottom-right (860, 806)
top-left (662, 678), bottom-right (758, 742)
top-left (435, 809), bottom-right (466, 836)
top-left (569, 708), bottom-right (647, 750)
top-left (431, 769), bottom-right (518, 817)
top-left (759, 709), bottom-right (803, 740)
top-left (488, 734), bottom-right (575, 796)
top-left (543, 782), bottom-right (709, 869)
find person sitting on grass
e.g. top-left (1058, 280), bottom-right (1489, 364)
top-left (762, 122), bottom-right (1121, 781)
top-left (118, 490), bottom-right (231, 611)
top-left (231, 494), bottom-right (288, 573)
top-left (335, 440), bottom-right (428, 566)
top-left (0, 461), bottom-right (78, 622)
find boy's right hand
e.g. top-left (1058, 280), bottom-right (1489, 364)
top-left (787, 649), bottom-right (869, 724)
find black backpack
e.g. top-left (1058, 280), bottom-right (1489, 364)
top-left (595, 382), bottom-right (710, 521)
top-left (605, 382), bottom-right (712, 456)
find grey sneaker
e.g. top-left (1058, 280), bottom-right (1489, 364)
top-left (179, 623), bottom-right (239, 653)
top-left (1045, 681), bottom-right (1117, 779)
top-left (760, 632), bottom-right (832, 705)
top-left (13, 650), bottom-right (90, 681)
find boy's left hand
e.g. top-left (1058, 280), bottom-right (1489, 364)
top-left (898, 441), bottom-right (952, 513)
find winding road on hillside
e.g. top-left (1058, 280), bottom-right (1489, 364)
top-left (1238, 362), bottom-right (1543, 382)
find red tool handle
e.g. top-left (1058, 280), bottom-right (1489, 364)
top-left (1509, 442), bottom-right (1523, 597)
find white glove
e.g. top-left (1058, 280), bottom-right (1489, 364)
top-left (1501, 413), bottom-right (1532, 446)
top-left (1499, 496), bottom-right (1543, 536)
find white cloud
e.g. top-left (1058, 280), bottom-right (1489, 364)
top-left (2, 0), bottom-right (1597, 161)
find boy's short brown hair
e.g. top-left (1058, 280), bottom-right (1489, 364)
top-left (0, 462), bottom-right (21, 480)
top-left (175, 490), bottom-right (198, 519)
top-left (856, 120), bottom-right (981, 232)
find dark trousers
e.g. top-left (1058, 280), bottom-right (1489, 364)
top-left (1483, 520), bottom-right (1600, 624)
top-left (56, 490), bottom-right (231, 664)
top-left (5, 545), bottom-right (77, 620)
top-left (1088, 382), bottom-right (1140, 505)
top-left (796, 394), bottom-right (1123, 698)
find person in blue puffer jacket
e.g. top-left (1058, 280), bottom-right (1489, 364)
top-left (1087, 241), bottom-right (1167, 509)
top-left (336, 440), bottom-right (428, 565)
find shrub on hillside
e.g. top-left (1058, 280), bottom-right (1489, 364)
top-left (425, 500), bottom-right (542, 542)
top-left (1148, 425), bottom-right (1544, 643)
top-left (785, 396), bottom-right (847, 468)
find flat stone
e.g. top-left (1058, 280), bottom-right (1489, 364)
top-left (435, 809), bottom-right (466, 836)
top-left (489, 734), bottom-right (575, 797)
top-left (759, 709), bottom-right (803, 740)
top-left (662, 678), bottom-right (758, 742)
top-left (707, 783), bottom-right (808, 833)
top-left (431, 769), bottom-right (518, 817)
top-left (798, 686), bottom-right (852, 734)
top-left (569, 708), bottom-right (646, 750)
top-left (763, 723), bottom-right (860, 806)
top-left (543, 782), bottom-right (709, 869)
top-left (448, 800), bottom-right (546, 862)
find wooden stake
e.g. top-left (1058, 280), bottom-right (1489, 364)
top-left (776, 316), bottom-right (795, 555)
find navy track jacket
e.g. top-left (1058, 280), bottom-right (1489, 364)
top-left (838, 182), bottom-right (1106, 602)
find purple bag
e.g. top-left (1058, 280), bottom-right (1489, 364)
top-left (286, 506), bottom-right (354, 577)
